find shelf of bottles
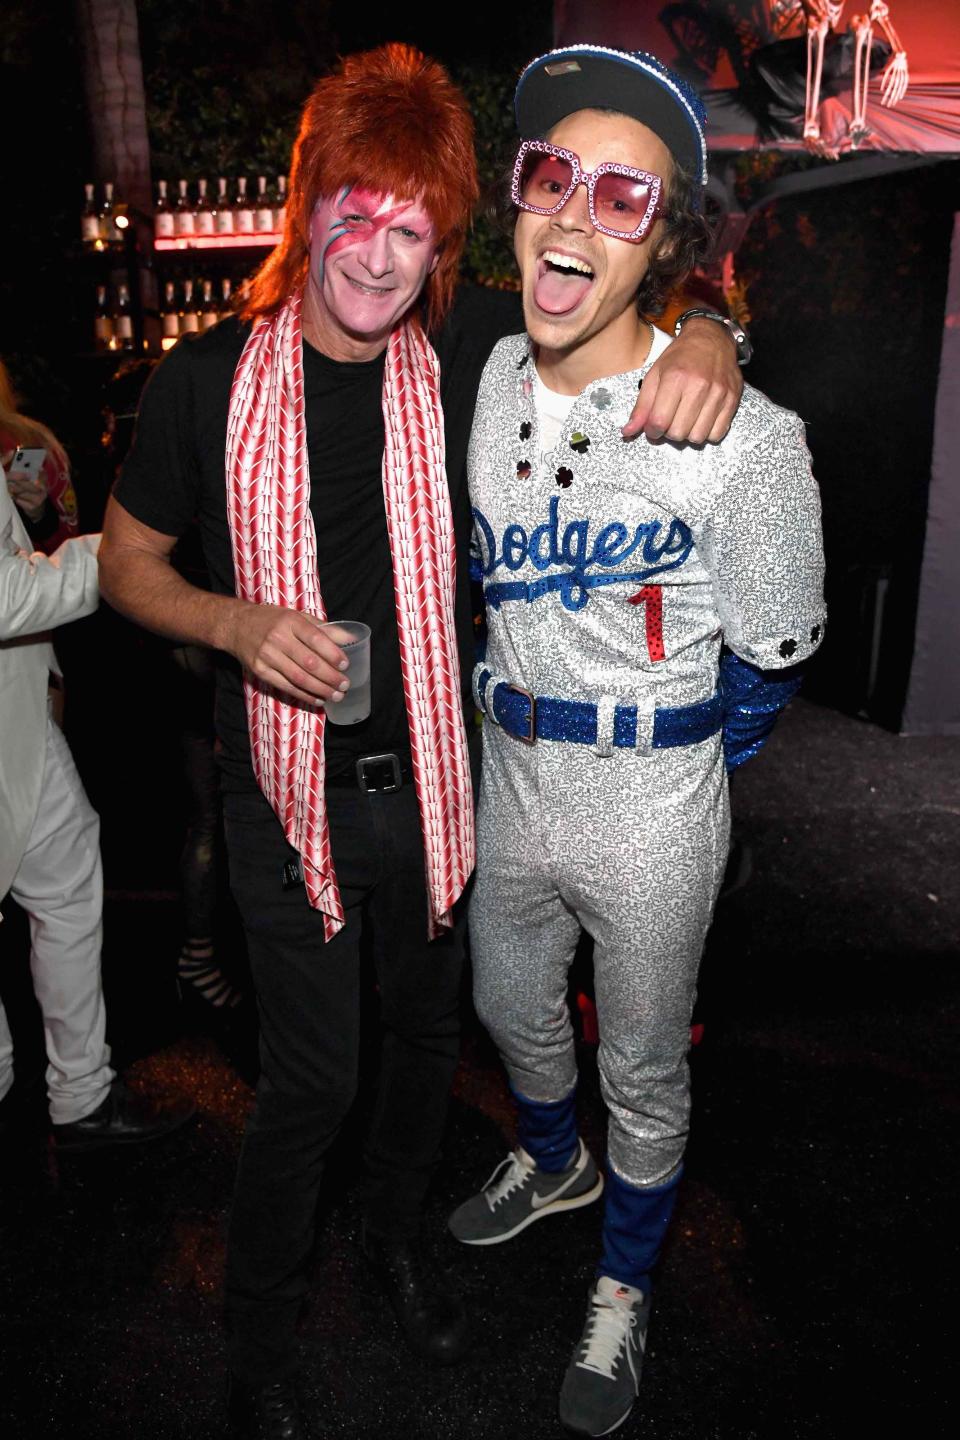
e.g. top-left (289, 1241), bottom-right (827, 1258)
top-left (81, 175), bottom-right (287, 355)
top-left (80, 181), bottom-right (138, 353)
top-left (154, 175), bottom-right (285, 248)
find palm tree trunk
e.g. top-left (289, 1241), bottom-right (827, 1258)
top-left (74, 0), bottom-right (156, 344)
top-left (74, 0), bottom-right (151, 211)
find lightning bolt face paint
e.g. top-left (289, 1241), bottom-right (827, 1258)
top-left (305, 187), bottom-right (439, 359)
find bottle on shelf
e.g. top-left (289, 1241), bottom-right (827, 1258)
top-left (113, 283), bottom-right (136, 351)
top-left (220, 276), bottom-right (233, 313)
top-left (98, 181), bottom-right (118, 247)
top-left (93, 284), bottom-right (114, 351)
top-left (214, 177), bottom-right (233, 236)
top-left (179, 278), bottom-right (200, 334)
top-left (81, 184), bottom-right (100, 246)
top-left (154, 179), bottom-right (175, 240)
top-left (175, 179), bottom-right (196, 238)
top-left (195, 178), bottom-right (215, 237)
top-left (275, 175), bottom-right (287, 232)
top-left (233, 176), bottom-right (255, 236)
top-left (200, 278), bottom-right (219, 331)
top-left (255, 175), bottom-right (274, 234)
top-left (161, 281), bottom-right (180, 347)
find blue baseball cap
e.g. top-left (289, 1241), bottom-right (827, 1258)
top-left (514, 45), bottom-right (708, 187)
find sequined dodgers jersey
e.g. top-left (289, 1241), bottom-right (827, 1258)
top-left (468, 333), bottom-right (827, 709)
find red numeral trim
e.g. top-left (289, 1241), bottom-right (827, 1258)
top-left (627, 584), bottom-right (666, 662)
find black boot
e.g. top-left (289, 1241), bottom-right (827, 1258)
top-left (227, 1376), bottom-right (306, 1440)
top-left (361, 1228), bottom-right (470, 1365)
top-left (52, 1080), bottom-right (195, 1153)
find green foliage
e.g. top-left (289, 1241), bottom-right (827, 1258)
top-left (729, 148), bottom-right (822, 207)
top-left (138, 4), bottom-right (521, 289)
top-left (449, 62), bottom-right (520, 289)
top-left (146, 66), bottom-right (297, 179)
top-left (138, 0), bottom-right (333, 178)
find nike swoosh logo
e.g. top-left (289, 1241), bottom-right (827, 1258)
top-left (530, 1172), bottom-right (582, 1209)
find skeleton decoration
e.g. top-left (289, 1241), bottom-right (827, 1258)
top-left (774, 0), bottom-right (909, 155)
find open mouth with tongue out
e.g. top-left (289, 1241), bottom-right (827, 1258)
top-left (533, 249), bottom-right (596, 317)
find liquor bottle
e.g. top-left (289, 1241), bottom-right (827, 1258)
top-left (98, 181), bottom-right (117, 246)
top-left (200, 278), bottom-right (219, 331)
top-left (93, 284), bottom-right (114, 351)
top-left (254, 175), bottom-right (274, 235)
top-left (214, 177), bottom-right (233, 236)
top-left (179, 278), bottom-right (200, 334)
top-left (81, 184), bottom-right (100, 246)
top-left (275, 175), bottom-right (287, 232)
top-left (195, 178), bottom-right (215, 237)
top-left (161, 281), bottom-right (180, 346)
top-left (233, 176), bottom-right (255, 236)
top-left (220, 276), bottom-right (233, 313)
top-left (175, 179), bottom-right (196, 238)
top-left (114, 284), bottom-right (135, 351)
top-left (154, 179), bottom-right (175, 240)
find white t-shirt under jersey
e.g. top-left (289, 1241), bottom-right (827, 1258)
top-left (532, 323), bottom-right (672, 470)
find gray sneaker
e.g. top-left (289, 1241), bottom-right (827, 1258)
top-left (448, 1139), bottom-right (603, 1245)
top-left (558, 1276), bottom-right (650, 1437)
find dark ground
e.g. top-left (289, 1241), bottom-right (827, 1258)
top-left (0, 697), bottom-right (957, 1439)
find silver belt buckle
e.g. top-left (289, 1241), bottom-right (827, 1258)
top-left (355, 753), bottom-right (403, 793)
top-left (504, 684), bottom-right (536, 744)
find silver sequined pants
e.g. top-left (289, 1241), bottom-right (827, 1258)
top-left (469, 723), bottom-right (730, 1188)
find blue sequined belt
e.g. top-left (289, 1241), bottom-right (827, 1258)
top-left (473, 665), bottom-right (723, 751)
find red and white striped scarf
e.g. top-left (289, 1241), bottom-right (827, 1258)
top-left (225, 290), bottom-right (475, 940)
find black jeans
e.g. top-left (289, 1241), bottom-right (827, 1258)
top-left (222, 778), bottom-right (463, 1384)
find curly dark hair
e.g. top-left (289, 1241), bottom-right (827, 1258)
top-left (490, 128), bottom-right (713, 318)
top-left (635, 160), bottom-right (712, 316)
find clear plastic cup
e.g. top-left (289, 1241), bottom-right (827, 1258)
top-left (321, 620), bottom-right (371, 725)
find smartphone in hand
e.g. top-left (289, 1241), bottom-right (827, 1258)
top-left (10, 447), bottom-right (47, 482)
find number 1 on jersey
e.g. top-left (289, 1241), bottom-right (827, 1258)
top-left (628, 584), bottom-right (665, 662)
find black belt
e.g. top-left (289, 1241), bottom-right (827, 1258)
top-left (325, 752), bottom-right (414, 793)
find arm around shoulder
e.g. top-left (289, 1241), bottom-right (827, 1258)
top-left (624, 316), bottom-right (744, 444)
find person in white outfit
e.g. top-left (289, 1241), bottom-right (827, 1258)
top-left (0, 457), bottom-right (192, 1149)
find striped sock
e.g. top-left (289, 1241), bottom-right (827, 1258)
top-left (177, 940), bottom-right (242, 1009)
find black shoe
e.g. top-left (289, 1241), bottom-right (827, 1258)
top-left (361, 1229), bottom-right (470, 1364)
top-left (52, 1079), bottom-right (195, 1153)
top-left (227, 1377), bottom-right (305, 1440)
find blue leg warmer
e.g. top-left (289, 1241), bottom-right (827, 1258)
top-left (598, 1166), bottom-right (682, 1293)
top-left (512, 1084), bottom-right (579, 1173)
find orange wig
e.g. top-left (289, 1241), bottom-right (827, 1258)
top-left (242, 44), bottom-right (478, 333)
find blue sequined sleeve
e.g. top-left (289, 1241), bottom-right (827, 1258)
top-left (719, 649), bottom-right (804, 772)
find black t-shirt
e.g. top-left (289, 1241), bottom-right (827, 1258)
top-left (113, 284), bottom-right (522, 790)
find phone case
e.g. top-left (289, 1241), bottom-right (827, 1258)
top-left (10, 448), bottom-right (47, 482)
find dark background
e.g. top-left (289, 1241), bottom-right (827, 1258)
top-left (3, 0), bottom-right (957, 742)
top-left (0, 9), bottom-right (956, 1437)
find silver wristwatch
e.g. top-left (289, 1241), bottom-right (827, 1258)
top-left (674, 308), bottom-right (753, 366)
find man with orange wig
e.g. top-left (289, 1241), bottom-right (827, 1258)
top-left (99, 43), bottom-right (742, 1439)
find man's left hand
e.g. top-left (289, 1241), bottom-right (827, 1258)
top-left (623, 318), bottom-right (743, 445)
